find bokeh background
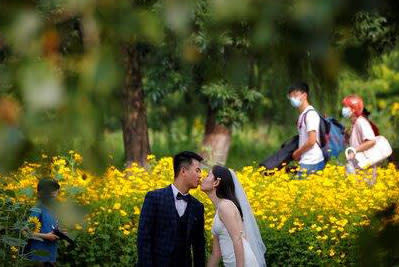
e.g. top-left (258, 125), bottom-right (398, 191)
top-left (1, 0), bottom-right (399, 173)
top-left (1, 1), bottom-right (399, 266)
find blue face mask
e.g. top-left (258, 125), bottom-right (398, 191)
top-left (342, 107), bottom-right (352, 118)
top-left (289, 97), bottom-right (302, 108)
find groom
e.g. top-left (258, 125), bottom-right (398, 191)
top-left (137, 151), bottom-right (206, 267)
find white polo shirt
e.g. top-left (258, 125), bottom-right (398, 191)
top-left (297, 106), bottom-right (324, 164)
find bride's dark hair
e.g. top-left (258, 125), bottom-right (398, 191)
top-left (212, 165), bottom-right (243, 220)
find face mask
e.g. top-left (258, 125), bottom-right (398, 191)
top-left (289, 97), bottom-right (302, 108)
top-left (342, 107), bottom-right (352, 118)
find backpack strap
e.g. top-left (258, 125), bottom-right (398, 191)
top-left (299, 108), bottom-right (325, 148)
top-left (298, 108), bottom-right (317, 129)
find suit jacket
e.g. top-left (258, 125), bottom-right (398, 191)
top-left (137, 185), bottom-right (205, 267)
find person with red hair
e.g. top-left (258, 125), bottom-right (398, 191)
top-left (342, 95), bottom-right (379, 183)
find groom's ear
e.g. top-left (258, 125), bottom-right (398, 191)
top-left (180, 166), bottom-right (186, 176)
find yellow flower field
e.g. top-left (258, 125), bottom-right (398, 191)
top-left (1, 152), bottom-right (399, 265)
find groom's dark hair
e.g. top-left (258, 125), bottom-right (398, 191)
top-left (173, 151), bottom-right (203, 178)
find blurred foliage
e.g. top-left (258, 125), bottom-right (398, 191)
top-left (338, 46), bottom-right (399, 148)
top-left (1, 1), bottom-right (399, 265)
top-left (202, 82), bottom-right (263, 127)
top-left (0, 188), bottom-right (31, 265)
top-left (147, 118), bottom-right (290, 169)
top-left (353, 12), bottom-right (394, 53)
top-left (357, 203), bottom-right (399, 266)
top-left (1, 0), bottom-right (399, 172)
top-left (0, 0), bottom-right (165, 172)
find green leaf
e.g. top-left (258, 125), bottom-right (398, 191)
top-left (3, 190), bottom-right (16, 198)
top-left (65, 185), bottom-right (86, 195)
top-left (55, 173), bottom-right (64, 180)
top-left (1, 236), bottom-right (27, 247)
top-left (18, 187), bottom-right (34, 198)
top-left (32, 249), bottom-right (50, 257)
top-left (0, 249), bottom-right (5, 258)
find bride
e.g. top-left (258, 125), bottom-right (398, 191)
top-left (201, 165), bottom-right (266, 267)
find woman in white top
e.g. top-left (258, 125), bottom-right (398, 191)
top-left (342, 95), bottom-right (379, 183)
top-left (201, 165), bottom-right (266, 267)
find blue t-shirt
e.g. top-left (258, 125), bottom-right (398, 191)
top-left (28, 204), bottom-right (58, 263)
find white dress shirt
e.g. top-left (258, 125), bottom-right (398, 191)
top-left (171, 184), bottom-right (188, 217)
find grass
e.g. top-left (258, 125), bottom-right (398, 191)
top-left (226, 124), bottom-right (295, 168)
top-left (103, 121), bottom-right (295, 170)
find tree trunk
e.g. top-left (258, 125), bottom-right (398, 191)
top-left (201, 105), bottom-right (232, 165)
top-left (121, 44), bottom-right (150, 167)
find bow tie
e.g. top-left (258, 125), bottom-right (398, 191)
top-left (176, 192), bottom-right (190, 202)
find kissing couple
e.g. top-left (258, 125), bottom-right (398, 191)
top-left (137, 151), bottom-right (266, 267)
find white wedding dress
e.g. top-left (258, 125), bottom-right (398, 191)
top-left (211, 210), bottom-right (260, 267)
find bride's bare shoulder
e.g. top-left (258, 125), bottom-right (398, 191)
top-left (218, 199), bottom-right (238, 213)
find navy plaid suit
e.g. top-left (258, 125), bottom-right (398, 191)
top-left (137, 185), bottom-right (205, 267)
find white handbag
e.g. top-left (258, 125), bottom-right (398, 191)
top-left (345, 136), bottom-right (392, 169)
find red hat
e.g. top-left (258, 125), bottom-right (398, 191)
top-left (342, 95), bottom-right (364, 117)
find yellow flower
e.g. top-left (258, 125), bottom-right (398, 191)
top-left (120, 210), bottom-right (127, 217)
top-left (341, 233), bottom-right (349, 239)
top-left (134, 206), bottom-right (141, 215)
top-left (28, 216), bottom-right (41, 233)
top-left (391, 102), bottom-right (399, 116)
top-left (146, 154), bottom-right (156, 161)
top-left (4, 152), bottom-right (399, 263)
top-left (73, 153), bottom-right (83, 163)
top-left (329, 249), bottom-right (335, 257)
